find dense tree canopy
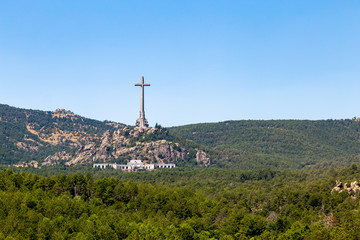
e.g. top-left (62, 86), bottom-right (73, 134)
top-left (1, 165), bottom-right (360, 239)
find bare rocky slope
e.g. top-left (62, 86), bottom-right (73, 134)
top-left (61, 127), bottom-right (210, 166)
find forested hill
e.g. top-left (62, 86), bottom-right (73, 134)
top-left (0, 104), bottom-right (125, 165)
top-left (170, 120), bottom-right (360, 169)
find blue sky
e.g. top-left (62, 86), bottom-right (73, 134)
top-left (0, 1), bottom-right (359, 127)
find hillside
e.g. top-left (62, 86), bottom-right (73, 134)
top-left (0, 104), bottom-right (125, 165)
top-left (170, 120), bottom-right (360, 169)
top-left (0, 104), bottom-right (210, 167)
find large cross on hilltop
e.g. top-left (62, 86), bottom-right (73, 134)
top-left (135, 76), bottom-right (150, 128)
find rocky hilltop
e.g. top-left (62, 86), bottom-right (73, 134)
top-left (0, 104), bottom-right (211, 167)
top-left (44, 127), bottom-right (210, 167)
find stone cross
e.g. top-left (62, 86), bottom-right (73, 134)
top-left (135, 76), bottom-right (150, 128)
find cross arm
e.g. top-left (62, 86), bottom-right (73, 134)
top-left (135, 83), bottom-right (151, 86)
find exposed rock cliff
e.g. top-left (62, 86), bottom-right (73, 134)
top-left (65, 127), bottom-right (210, 167)
top-left (42, 151), bottom-right (73, 166)
top-left (196, 150), bottom-right (210, 166)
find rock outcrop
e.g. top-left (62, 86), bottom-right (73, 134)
top-left (331, 180), bottom-right (360, 198)
top-left (64, 127), bottom-right (210, 167)
top-left (196, 150), bottom-right (210, 167)
top-left (42, 151), bottom-right (73, 166)
top-left (52, 109), bottom-right (79, 120)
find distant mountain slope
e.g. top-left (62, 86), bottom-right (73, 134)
top-left (169, 120), bottom-right (360, 169)
top-left (0, 104), bottom-right (125, 165)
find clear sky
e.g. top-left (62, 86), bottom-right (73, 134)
top-left (0, 1), bottom-right (359, 127)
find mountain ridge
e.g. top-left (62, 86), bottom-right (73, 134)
top-left (2, 103), bottom-right (360, 170)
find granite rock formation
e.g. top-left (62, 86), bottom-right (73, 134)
top-left (331, 180), bottom-right (360, 198)
top-left (64, 127), bottom-right (210, 167)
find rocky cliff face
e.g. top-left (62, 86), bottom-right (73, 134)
top-left (64, 127), bottom-right (210, 167)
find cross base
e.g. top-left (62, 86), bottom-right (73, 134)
top-left (135, 116), bottom-right (149, 128)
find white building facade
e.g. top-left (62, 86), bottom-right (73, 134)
top-left (93, 160), bottom-right (175, 171)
